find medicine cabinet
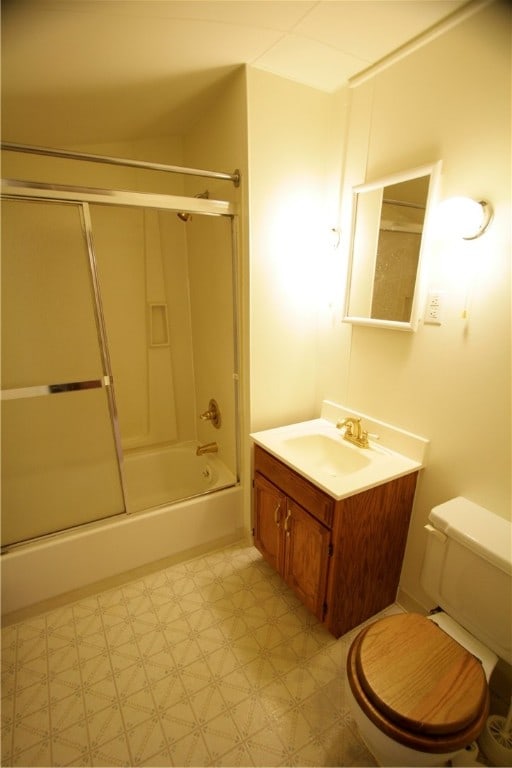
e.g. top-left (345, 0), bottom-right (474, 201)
top-left (343, 161), bottom-right (441, 331)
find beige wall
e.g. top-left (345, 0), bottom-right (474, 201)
top-left (318, 1), bottom-right (511, 607)
top-left (247, 68), bottom-right (346, 432)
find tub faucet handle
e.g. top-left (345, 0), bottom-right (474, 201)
top-left (199, 398), bottom-right (221, 429)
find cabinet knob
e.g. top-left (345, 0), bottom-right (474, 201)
top-left (274, 502), bottom-right (281, 526)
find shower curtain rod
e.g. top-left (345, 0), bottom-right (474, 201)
top-left (1, 142), bottom-right (241, 187)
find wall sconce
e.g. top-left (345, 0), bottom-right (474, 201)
top-left (438, 196), bottom-right (493, 240)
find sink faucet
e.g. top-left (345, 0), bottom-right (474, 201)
top-left (336, 417), bottom-right (370, 449)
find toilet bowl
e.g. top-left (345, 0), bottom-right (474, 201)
top-left (345, 498), bottom-right (512, 767)
top-left (347, 612), bottom-right (492, 766)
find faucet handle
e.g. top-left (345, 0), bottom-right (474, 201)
top-left (359, 429), bottom-right (370, 448)
top-left (199, 398), bottom-right (221, 428)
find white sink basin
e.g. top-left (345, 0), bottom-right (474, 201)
top-left (251, 412), bottom-right (428, 500)
top-left (281, 433), bottom-right (371, 476)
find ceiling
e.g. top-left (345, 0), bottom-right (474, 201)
top-left (2, 0), bottom-right (469, 146)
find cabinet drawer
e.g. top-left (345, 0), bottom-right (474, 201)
top-left (254, 445), bottom-right (334, 528)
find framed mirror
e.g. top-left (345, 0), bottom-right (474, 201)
top-left (343, 161), bottom-right (441, 331)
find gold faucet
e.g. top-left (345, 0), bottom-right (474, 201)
top-left (336, 417), bottom-right (369, 448)
top-left (196, 441), bottom-right (218, 456)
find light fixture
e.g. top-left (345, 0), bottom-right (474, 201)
top-left (438, 196), bottom-right (493, 240)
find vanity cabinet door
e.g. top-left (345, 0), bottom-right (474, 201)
top-left (253, 472), bottom-right (331, 619)
top-left (283, 499), bottom-right (331, 621)
top-left (253, 472), bottom-right (286, 572)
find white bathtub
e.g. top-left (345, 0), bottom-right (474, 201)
top-left (1, 443), bottom-right (243, 616)
top-left (123, 441), bottom-right (236, 512)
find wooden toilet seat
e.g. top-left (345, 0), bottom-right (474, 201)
top-left (347, 613), bottom-right (490, 753)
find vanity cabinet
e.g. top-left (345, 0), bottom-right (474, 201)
top-left (253, 472), bottom-right (331, 620)
top-left (253, 444), bottom-right (418, 637)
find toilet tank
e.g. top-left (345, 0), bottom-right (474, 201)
top-left (420, 496), bottom-right (512, 664)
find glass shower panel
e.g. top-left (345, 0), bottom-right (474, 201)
top-left (1, 199), bottom-right (125, 547)
top-left (90, 204), bottom-right (239, 512)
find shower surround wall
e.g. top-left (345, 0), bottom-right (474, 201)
top-left (92, 205), bottom-right (180, 452)
top-left (185, 213), bottom-right (238, 475)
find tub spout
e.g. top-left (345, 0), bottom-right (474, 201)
top-left (196, 442), bottom-right (218, 456)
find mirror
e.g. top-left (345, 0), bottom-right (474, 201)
top-left (344, 162), bottom-right (441, 331)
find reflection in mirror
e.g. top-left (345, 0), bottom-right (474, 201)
top-left (373, 176), bottom-right (428, 322)
top-left (344, 162), bottom-right (440, 331)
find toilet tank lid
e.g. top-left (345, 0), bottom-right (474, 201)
top-left (429, 496), bottom-right (511, 575)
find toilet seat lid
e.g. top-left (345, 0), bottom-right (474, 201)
top-left (355, 613), bottom-right (488, 736)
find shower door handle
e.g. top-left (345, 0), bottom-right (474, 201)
top-left (1, 376), bottom-right (110, 401)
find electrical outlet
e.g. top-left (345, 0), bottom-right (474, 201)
top-left (424, 291), bottom-right (443, 325)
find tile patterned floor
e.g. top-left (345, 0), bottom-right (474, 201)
top-left (1, 542), bottom-right (380, 767)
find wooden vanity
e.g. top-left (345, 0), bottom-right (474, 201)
top-left (253, 444), bottom-right (418, 638)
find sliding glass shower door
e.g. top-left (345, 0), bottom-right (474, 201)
top-left (1, 198), bottom-right (125, 547)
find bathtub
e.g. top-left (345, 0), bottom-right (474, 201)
top-left (1, 443), bottom-right (243, 616)
top-left (123, 441), bottom-right (236, 512)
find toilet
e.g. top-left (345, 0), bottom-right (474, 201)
top-left (346, 497), bottom-right (512, 767)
